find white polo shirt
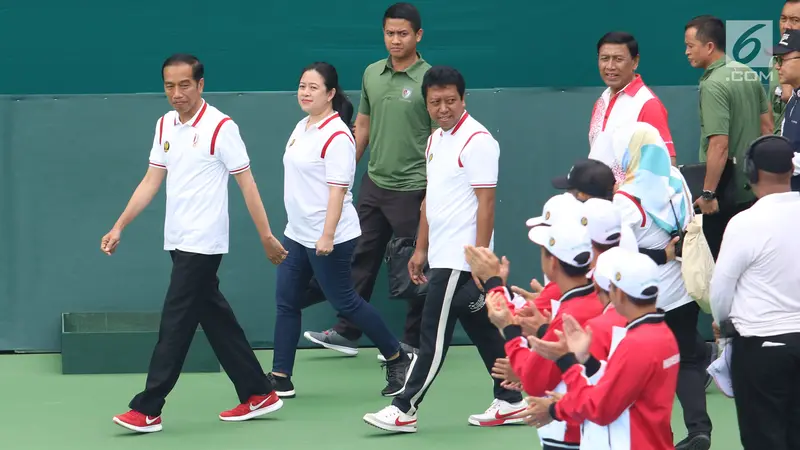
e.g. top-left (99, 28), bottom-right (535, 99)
top-left (282, 111), bottom-right (361, 249)
top-left (148, 100), bottom-right (251, 255)
top-left (711, 192), bottom-right (800, 337)
top-left (613, 191), bottom-right (693, 312)
top-left (425, 111), bottom-right (499, 271)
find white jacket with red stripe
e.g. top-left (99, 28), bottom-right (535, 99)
top-left (551, 312), bottom-right (680, 450)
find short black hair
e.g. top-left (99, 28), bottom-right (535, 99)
top-left (421, 66), bottom-right (466, 101)
top-left (544, 248), bottom-right (591, 277)
top-left (597, 32), bottom-right (639, 58)
top-left (685, 15), bottom-right (726, 52)
top-left (162, 53), bottom-right (204, 82)
top-left (383, 2), bottom-right (421, 32)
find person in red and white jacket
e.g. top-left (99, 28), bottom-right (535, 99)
top-left (587, 31), bottom-right (677, 176)
top-left (518, 249), bottom-right (680, 450)
top-left (483, 221), bottom-right (604, 450)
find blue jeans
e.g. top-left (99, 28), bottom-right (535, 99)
top-left (272, 236), bottom-right (401, 375)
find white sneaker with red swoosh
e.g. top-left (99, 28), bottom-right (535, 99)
top-left (112, 410), bottom-right (162, 433)
top-left (219, 392), bottom-right (284, 422)
top-left (363, 405), bottom-right (418, 433)
top-left (467, 398), bottom-right (527, 426)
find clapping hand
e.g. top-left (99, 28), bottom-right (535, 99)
top-left (486, 291), bottom-right (514, 329)
top-left (516, 304), bottom-right (551, 337)
top-left (510, 278), bottom-right (545, 302)
top-left (561, 314), bottom-right (593, 363)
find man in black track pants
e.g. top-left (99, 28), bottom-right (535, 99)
top-left (362, 66), bottom-right (525, 433)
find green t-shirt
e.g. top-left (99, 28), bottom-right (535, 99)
top-left (698, 58), bottom-right (769, 204)
top-left (768, 57), bottom-right (786, 134)
top-left (358, 54), bottom-right (436, 191)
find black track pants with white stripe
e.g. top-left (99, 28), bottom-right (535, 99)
top-left (391, 268), bottom-right (524, 415)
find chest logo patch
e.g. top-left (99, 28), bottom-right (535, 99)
top-left (428, 152), bottom-right (433, 162)
top-left (289, 138), bottom-right (295, 147)
top-left (163, 141), bottom-right (170, 152)
top-left (402, 87), bottom-right (412, 99)
top-left (192, 133), bottom-right (199, 147)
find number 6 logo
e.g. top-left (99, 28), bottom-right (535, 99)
top-left (727, 20), bottom-right (773, 68)
top-left (733, 23), bottom-right (766, 64)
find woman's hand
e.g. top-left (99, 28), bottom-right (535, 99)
top-left (316, 235), bottom-right (334, 256)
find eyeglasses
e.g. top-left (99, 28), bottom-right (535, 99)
top-left (775, 55), bottom-right (800, 66)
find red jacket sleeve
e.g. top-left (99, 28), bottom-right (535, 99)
top-left (553, 340), bottom-right (653, 426)
top-left (638, 98), bottom-right (675, 157)
top-left (503, 314), bottom-right (565, 397)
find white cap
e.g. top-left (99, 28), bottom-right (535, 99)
top-left (526, 193), bottom-right (585, 228)
top-left (583, 198), bottom-right (622, 245)
top-left (607, 249), bottom-right (660, 301)
top-left (529, 221), bottom-right (593, 268)
top-left (590, 246), bottom-right (628, 291)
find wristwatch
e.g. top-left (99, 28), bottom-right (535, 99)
top-left (701, 190), bottom-right (716, 201)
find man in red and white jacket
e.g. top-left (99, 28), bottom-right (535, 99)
top-left (521, 249), bottom-right (680, 450)
top-left (588, 32), bottom-right (677, 177)
top-left (484, 221), bottom-right (604, 450)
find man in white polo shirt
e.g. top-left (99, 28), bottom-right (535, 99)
top-left (588, 31), bottom-right (677, 176)
top-left (362, 65), bottom-right (525, 433)
top-left (710, 135), bottom-right (800, 450)
top-left (100, 54), bottom-right (287, 433)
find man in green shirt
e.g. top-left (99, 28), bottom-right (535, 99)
top-left (685, 15), bottom-right (773, 261)
top-left (769, 0), bottom-right (800, 134)
top-left (303, 2), bottom-right (435, 360)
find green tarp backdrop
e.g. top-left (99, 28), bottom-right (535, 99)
top-left (0, 87), bottom-right (708, 352)
top-left (0, 0), bottom-right (778, 351)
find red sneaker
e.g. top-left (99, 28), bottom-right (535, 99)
top-left (112, 410), bottom-right (162, 433)
top-left (219, 392), bottom-right (283, 422)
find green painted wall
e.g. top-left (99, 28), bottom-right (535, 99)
top-left (0, 1), bottom-right (779, 95)
top-left (0, 86), bottom-right (708, 352)
top-left (0, 0), bottom-right (778, 351)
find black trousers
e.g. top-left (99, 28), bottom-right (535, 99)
top-left (664, 301), bottom-right (712, 436)
top-left (392, 268), bottom-right (523, 415)
top-left (702, 201), bottom-right (754, 260)
top-left (303, 173), bottom-right (426, 347)
top-left (129, 250), bottom-right (272, 417)
top-left (731, 332), bottom-right (800, 450)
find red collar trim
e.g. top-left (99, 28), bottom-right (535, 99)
top-left (450, 111), bottom-right (469, 135)
top-left (174, 100), bottom-right (208, 127)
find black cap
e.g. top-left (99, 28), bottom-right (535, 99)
top-left (551, 159), bottom-right (616, 199)
top-left (774, 29), bottom-right (800, 56)
top-left (750, 136), bottom-right (795, 174)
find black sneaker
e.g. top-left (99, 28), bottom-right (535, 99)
top-left (675, 433), bottom-right (711, 450)
top-left (381, 353), bottom-right (417, 397)
top-left (267, 373), bottom-right (296, 398)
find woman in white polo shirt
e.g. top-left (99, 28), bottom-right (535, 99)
top-left (610, 121), bottom-right (713, 444)
top-left (269, 62), bottom-right (414, 399)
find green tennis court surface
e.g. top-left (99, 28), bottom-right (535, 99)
top-left (0, 346), bottom-right (741, 449)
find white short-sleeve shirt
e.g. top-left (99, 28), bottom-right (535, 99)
top-left (613, 192), bottom-right (693, 312)
top-left (147, 100), bottom-right (251, 255)
top-left (425, 111), bottom-right (498, 271)
top-left (282, 111), bottom-right (361, 249)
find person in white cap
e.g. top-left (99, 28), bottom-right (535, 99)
top-left (482, 222), bottom-right (605, 450)
top-left (510, 249), bottom-right (680, 450)
top-left (582, 198), bottom-right (639, 262)
top-left (518, 193), bottom-right (586, 316)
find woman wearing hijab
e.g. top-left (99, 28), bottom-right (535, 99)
top-left (610, 122), bottom-right (713, 448)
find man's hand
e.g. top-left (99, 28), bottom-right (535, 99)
top-left (501, 380), bottom-right (524, 392)
top-left (511, 279), bottom-right (544, 302)
top-left (262, 235), bottom-right (288, 265)
top-left (528, 331), bottom-right (570, 361)
top-left (408, 249), bottom-right (428, 285)
top-left (561, 314), bottom-right (593, 363)
top-left (510, 396), bottom-right (557, 428)
top-left (694, 197), bottom-right (719, 215)
top-left (464, 245), bottom-right (505, 282)
top-left (100, 228), bottom-right (122, 255)
top-left (486, 291), bottom-right (514, 329)
top-left (491, 357), bottom-right (519, 383)
top-left (517, 306), bottom-right (551, 336)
